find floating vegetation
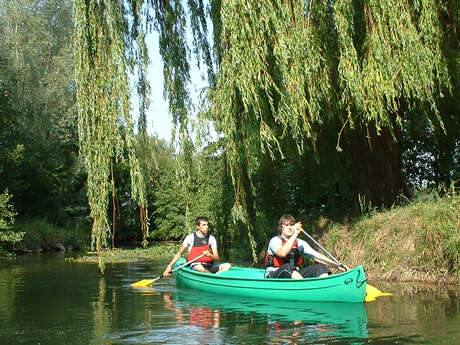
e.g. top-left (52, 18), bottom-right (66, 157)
top-left (69, 243), bottom-right (181, 264)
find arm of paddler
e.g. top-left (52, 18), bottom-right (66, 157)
top-left (204, 247), bottom-right (219, 261)
top-left (275, 237), bottom-right (297, 258)
top-left (163, 245), bottom-right (187, 276)
top-left (313, 253), bottom-right (350, 271)
top-left (275, 224), bottom-right (302, 258)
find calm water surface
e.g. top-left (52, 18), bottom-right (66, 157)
top-left (0, 253), bottom-right (458, 345)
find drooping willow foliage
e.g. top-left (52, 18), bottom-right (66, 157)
top-left (334, 0), bottom-right (449, 131)
top-left (73, 0), bottom-right (213, 271)
top-left (74, 0), bottom-right (150, 271)
top-left (209, 0), bottom-right (452, 261)
top-left (212, 0), bottom-right (449, 167)
top-left (73, 0), bottom-right (456, 265)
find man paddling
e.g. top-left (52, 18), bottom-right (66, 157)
top-left (265, 214), bottom-right (349, 279)
top-left (163, 217), bottom-right (232, 276)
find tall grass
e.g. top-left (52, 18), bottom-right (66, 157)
top-left (326, 191), bottom-right (459, 283)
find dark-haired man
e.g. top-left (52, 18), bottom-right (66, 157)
top-left (163, 217), bottom-right (232, 276)
top-left (265, 214), bottom-right (348, 279)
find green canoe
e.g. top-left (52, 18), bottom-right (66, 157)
top-left (173, 258), bottom-right (367, 303)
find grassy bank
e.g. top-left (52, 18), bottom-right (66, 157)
top-left (322, 191), bottom-right (459, 284)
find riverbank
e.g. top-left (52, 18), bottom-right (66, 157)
top-left (0, 218), bottom-right (90, 256)
top-left (321, 191), bottom-right (459, 284)
top-left (11, 191), bottom-right (458, 285)
top-left (72, 191), bottom-right (459, 285)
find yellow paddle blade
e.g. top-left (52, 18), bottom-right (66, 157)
top-left (365, 283), bottom-right (392, 302)
top-left (130, 286), bottom-right (157, 295)
top-left (130, 278), bottom-right (157, 288)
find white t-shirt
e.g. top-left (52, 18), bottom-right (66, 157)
top-left (266, 235), bottom-right (321, 275)
top-left (182, 232), bottom-right (217, 252)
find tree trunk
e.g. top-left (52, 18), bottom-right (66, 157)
top-left (351, 123), bottom-right (405, 206)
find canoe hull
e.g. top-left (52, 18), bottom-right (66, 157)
top-left (173, 259), bottom-right (367, 303)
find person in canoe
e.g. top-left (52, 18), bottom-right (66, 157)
top-left (265, 214), bottom-right (349, 279)
top-left (163, 216), bottom-right (232, 276)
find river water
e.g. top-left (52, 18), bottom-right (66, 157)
top-left (0, 253), bottom-right (458, 345)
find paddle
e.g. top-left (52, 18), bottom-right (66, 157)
top-left (298, 227), bottom-right (391, 301)
top-left (130, 254), bottom-right (205, 288)
top-left (299, 229), bottom-right (346, 270)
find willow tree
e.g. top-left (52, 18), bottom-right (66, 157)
top-left (73, 0), bottom-right (456, 264)
top-left (208, 0), bottom-right (454, 259)
top-left (73, 0), bottom-right (212, 271)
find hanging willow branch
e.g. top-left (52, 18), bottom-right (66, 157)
top-left (334, 0), bottom-right (449, 132)
top-left (73, 0), bottom-right (216, 272)
top-left (74, 0), bottom-right (149, 272)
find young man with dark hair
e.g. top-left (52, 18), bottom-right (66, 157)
top-left (265, 214), bottom-right (348, 279)
top-left (163, 217), bottom-right (232, 276)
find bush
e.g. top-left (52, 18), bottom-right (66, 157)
top-left (0, 190), bottom-right (24, 255)
top-left (14, 218), bottom-right (90, 252)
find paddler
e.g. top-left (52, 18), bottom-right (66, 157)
top-left (265, 214), bottom-right (349, 279)
top-left (163, 217), bottom-right (232, 276)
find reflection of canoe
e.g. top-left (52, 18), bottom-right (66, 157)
top-left (173, 258), bottom-right (367, 302)
top-left (173, 289), bottom-right (369, 340)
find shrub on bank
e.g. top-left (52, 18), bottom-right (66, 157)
top-left (71, 242), bottom-right (181, 263)
top-left (0, 190), bottom-right (24, 256)
top-left (11, 218), bottom-right (90, 253)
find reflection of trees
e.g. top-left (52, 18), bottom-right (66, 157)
top-left (0, 255), bottom-right (100, 344)
top-left (92, 278), bottom-right (112, 344)
top-left (367, 290), bottom-right (460, 343)
top-left (91, 274), bottom-right (166, 343)
top-left (0, 266), bottom-right (23, 324)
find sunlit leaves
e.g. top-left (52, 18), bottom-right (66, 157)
top-left (334, 0), bottom-right (449, 130)
top-left (72, 0), bottom-right (454, 265)
top-left (0, 190), bottom-right (24, 245)
top-left (207, 0), bottom-right (452, 258)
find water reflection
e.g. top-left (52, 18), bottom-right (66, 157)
top-left (164, 294), bottom-right (221, 328)
top-left (2, 255), bottom-right (459, 345)
top-left (163, 289), bottom-right (369, 344)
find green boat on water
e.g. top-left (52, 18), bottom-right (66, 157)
top-left (173, 258), bottom-right (367, 303)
